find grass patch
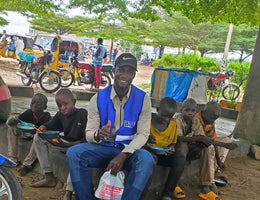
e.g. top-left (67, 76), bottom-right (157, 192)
top-left (136, 83), bottom-right (151, 89)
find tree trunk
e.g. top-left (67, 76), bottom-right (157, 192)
top-left (233, 28), bottom-right (260, 144)
top-left (222, 24), bottom-right (233, 65)
top-left (159, 46), bottom-right (164, 58)
top-left (239, 51), bottom-right (244, 63)
top-left (109, 39), bottom-right (113, 62)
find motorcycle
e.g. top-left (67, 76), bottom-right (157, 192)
top-left (0, 154), bottom-right (23, 200)
top-left (16, 44), bottom-right (61, 93)
top-left (207, 68), bottom-right (240, 101)
top-left (59, 54), bottom-right (112, 88)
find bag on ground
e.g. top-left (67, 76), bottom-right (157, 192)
top-left (95, 170), bottom-right (125, 200)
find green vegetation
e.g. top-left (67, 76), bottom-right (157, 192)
top-left (152, 53), bottom-right (250, 93)
top-left (136, 83), bottom-right (151, 89)
top-left (152, 53), bottom-right (220, 71)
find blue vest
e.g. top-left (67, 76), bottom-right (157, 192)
top-left (93, 44), bottom-right (106, 66)
top-left (97, 85), bottom-right (145, 146)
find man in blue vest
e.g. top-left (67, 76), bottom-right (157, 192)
top-left (92, 38), bottom-right (106, 88)
top-left (67, 53), bottom-right (155, 200)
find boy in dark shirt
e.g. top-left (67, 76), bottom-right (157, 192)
top-left (29, 89), bottom-right (87, 200)
top-left (6, 93), bottom-right (51, 163)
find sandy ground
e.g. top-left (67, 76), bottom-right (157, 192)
top-left (1, 57), bottom-right (260, 200)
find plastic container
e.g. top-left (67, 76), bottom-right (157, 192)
top-left (149, 146), bottom-right (171, 155)
top-left (214, 177), bottom-right (228, 187)
top-left (17, 122), bottom-right (35, 132)
top-left (38, 130), bottom-right (60, 139)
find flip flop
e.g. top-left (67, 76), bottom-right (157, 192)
top-left (174, 186), bottom-right (186, 199)
top-left (198, 191), bottom-right (221, 200)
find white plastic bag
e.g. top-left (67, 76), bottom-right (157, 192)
top-left (95, 170), bottom-right (125, 200)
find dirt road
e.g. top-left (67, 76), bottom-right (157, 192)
top-left (0, 57), bottom-right (154, 95)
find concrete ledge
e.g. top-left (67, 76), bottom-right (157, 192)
top-left (72, 90), bottom-right (96, 101)
top-left (220, 107), bottom-right (238, 120)
top-left (8, 85), bottom-right (34, 98)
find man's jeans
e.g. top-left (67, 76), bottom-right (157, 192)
top-left (67, 143), bottom-right (155, 200)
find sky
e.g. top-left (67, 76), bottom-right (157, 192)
top-left (0, 12), bottom-right (30, 34)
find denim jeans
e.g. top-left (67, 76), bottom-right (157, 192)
top-left (66, 143), bottom-right (155, 200)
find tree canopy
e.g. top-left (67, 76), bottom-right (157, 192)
top-left (0, 0), bottom-right (60, 26)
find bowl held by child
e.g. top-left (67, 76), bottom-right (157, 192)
top-left (149, 146), bottom-right (171, 155)
top-left (38, 130), bottom-right (60, 139)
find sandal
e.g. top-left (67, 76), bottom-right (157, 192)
top-left (198, 191), bottom-right (222, 200)
top-left (174, 186), bottom-right (186, 199)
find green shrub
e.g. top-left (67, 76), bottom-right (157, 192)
top-left (227, 61), bottom-right (250, 90)
top-left (152, 53), bottom-right (220, 71)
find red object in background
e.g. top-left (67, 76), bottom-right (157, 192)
top-left (115, 49), bottom-right (118, 55)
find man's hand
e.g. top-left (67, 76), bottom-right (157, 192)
top-left (195, 135), bottom-right (214, 147)
top-left (106, 152), bottom-right (129, 175)
top-left (96, 120), bottom-right (111, 141)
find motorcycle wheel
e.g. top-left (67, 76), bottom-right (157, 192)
top-left (0, 166), bottom-right (23, 200)
top-left (100, 74), bottom-right (111, 89)
top-left (39, 71), bottom-right (61, 93)
top-left (222, 84), bottom-right (240, 100)
top-left (59, 69), bottom-right (74, 87)
top-left (21, 65), bottom-right (32, 86)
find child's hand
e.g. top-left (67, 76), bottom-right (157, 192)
top-left (166, 145), bottom-right (175, 155)
top-left (225, 142), bottom-right (238, 150)
top-left (7, 117), bottom-right (19, 126)
top-left (196, 135), bottom-right (214, 147)
top-left (38, 125), bottom-right (46, 132)
top-left (98, 120), bottom-right (111, 141)
top-left (147, 135), bottom-right (157, 144)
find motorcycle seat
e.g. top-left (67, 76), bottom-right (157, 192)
top-left (77, 62), bottom-right (92, 70)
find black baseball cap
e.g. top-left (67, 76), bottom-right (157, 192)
top-left (115, 53), bottom-right (137, 70)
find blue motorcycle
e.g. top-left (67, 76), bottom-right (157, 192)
top-left (0, 154), bottom-right (23, 199)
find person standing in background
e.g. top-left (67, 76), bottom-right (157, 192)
top-left (92, 38), bottom-right (106, 88)
top-left (15, 37), bottom-right (24, 60)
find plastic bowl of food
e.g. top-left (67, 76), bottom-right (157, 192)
top-left (149, 146), bottom-right (171, 155)
top-left (214, 177), bottom-right (228, 187)
top-left (38, 130), bottom-right (60, 139)
top-left (17, 122), bottom-right (35, 132)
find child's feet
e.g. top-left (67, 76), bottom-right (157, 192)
top-left (199, 186), bottom-right (221, 200)
top-left (173, 186), bottom-right (186, 199)
top-left (29, 178), bottom-right (57, 187)
top-left (18, 165), bottom-right (31, 176)
top-left (63, 190), bottom-right (73, 200)
top-left (29, 172), bottom-right (57, 187)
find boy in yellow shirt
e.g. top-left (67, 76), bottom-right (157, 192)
top-left (146, 97), bottom-right (184, 200)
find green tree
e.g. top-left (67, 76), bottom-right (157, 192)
top-left (153, 0), bottom-right (260, 144)
top-left (230, 24), bottom-right (258, 63)
top-left (30, 14), bottom-right (75, 34)
top-left (0, 0), bottom-right (60, 26)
